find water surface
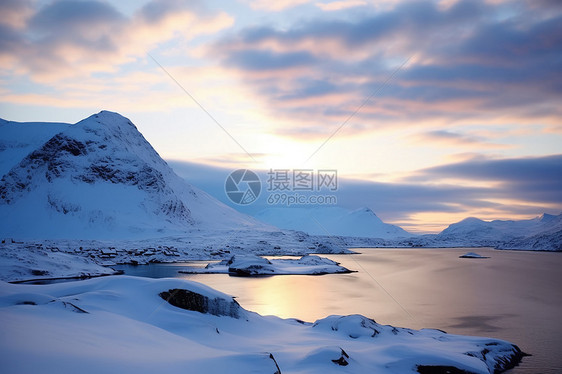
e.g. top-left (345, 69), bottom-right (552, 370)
top-left (114, 248), bottom-right (562, 373)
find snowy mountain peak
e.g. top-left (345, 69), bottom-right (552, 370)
top-left (352, 207), bottom-right (377, 215)
top-left (1, 111), bottom-right (169, 204)
top-left (91, 110), bottom-right (135, 124)
top-left (254, 206), bottom-right (412, 239)
top-left (458, 217), bottom-right (485, 225)
top-left (348, 207), bottom-right (383, 223)
top-left (537, 213), bottom-right (557, 222)
top-left (72, 110), bottom-right (141, 139)
top-left (438, 213), bottom-right (562, 244)
top-left (0, 112), bottom-right (268, 239)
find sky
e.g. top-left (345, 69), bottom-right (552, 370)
top-left (1, 0), bottom-right (561, 232)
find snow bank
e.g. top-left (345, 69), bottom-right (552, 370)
top-left (0, 241), bottom-right (116, 282)
top-left (0, 276), bottom-right (525, 373)
top-left (179, 254), bottom-right (352, 276)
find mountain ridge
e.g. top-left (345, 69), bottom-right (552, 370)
top-left (254, 206), bottom-right (413, 239)
top-left (0, 111), bottom-right (270, 239)
top-left (438, 213), bottom-right (562, 241)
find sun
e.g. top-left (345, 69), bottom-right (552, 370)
top-left (254, 134), bottom-right (318, 171)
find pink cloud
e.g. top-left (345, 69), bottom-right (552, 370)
top-left (0, 0), bottom-right (233, 83)
top-left (315, 0), bottom-right (368, 11)
top-left (242, 0), bottom-right (312, 12)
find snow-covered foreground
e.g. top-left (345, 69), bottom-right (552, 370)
top-left (0, 276), bottom-right (525, 374)
top-left (179, 254), bottom-right (351, 276)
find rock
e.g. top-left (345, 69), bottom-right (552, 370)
top-left (416, 365), bottom-right (473, 373)
top-left (459, 252), bottom-right (489, 259)
top-left (159, 288), bottom-right (243, 319)
top-left (100, 248), bottom-right (116, 256)
top-left (268, 353), bottom-right (282, 374)
top-left (30, 269), bottom-right (49, 276)
top-left (331, 348), bottom-right (350, 366)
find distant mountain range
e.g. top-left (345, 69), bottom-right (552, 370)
top-left (254, 206), bottom-right (562, 251)
top-left (433, 213), bottom-right (562, 251)
top-left (0, 111), bottom-right (559, 251)
top-left (437, 214), bottom-right (562, 242)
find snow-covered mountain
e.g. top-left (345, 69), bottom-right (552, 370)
top-left (437, 214), bottom-right (562, 241)
top-left (0, 111), bottom-right (270, 239)
top-left (416, 213), bottom-right (562, 250)
top-left (254, 206), bottom-right (413, 239)
top-left (497, 228), bottom-right (562, 251)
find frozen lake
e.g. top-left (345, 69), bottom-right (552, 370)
top-left (114, 247), bottom-right (562, 373)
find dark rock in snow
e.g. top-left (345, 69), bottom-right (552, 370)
top-left (268, 353), bottom-right (282, 374)
top-left (459, 252), bottom-right (489, 259)
top-left (331, 348), bottom-right (350, 366)
top-left (416, 365), bottom-right (474, 374)
top-left (159, 288), bottom-right (243, 319)
top-left (31, 269), bottom-right (49, 276)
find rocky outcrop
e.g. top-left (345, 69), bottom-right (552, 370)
top-left (159, 288), bottom-right (244, 319)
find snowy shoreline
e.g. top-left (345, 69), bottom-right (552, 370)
top-left (0, 236), bottom-right (533, 373)
top-left (0, 232), bottom-right (359, 282)
top-left (3, 236), bottom-right (559, 284)
top-left (0, 275), bottom-right (527, 373)
top-left (8, 272), bottom-right (123, 284)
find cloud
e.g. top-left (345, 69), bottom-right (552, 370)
top-left (0, 0), bottom-right (233, 82)
top-left (0, 0), bottom-right (34, 29)
top-left (5, 0), bottom-right (560, 145)
top-left (167, 154), bottom-right (562, 232)
top-left (225, 50), bottom-right (318, 71)
top-left (242, 0), bottom-right (312, 12)
top-left (31, 1), bottom-right (125, 31)
top-left (409, 154), bottom-right (562, 204)
top-left (411, 130), bottom-right (511, 149)
top-left (315, 1), bottom-right (368, 11)
top-left (209, 0), bottom-right (562, 139)
top-left (189, 153), bottom-right (271, 169)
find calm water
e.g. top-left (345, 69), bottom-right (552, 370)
top-left (113, 248), bottom-right (562, 373)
